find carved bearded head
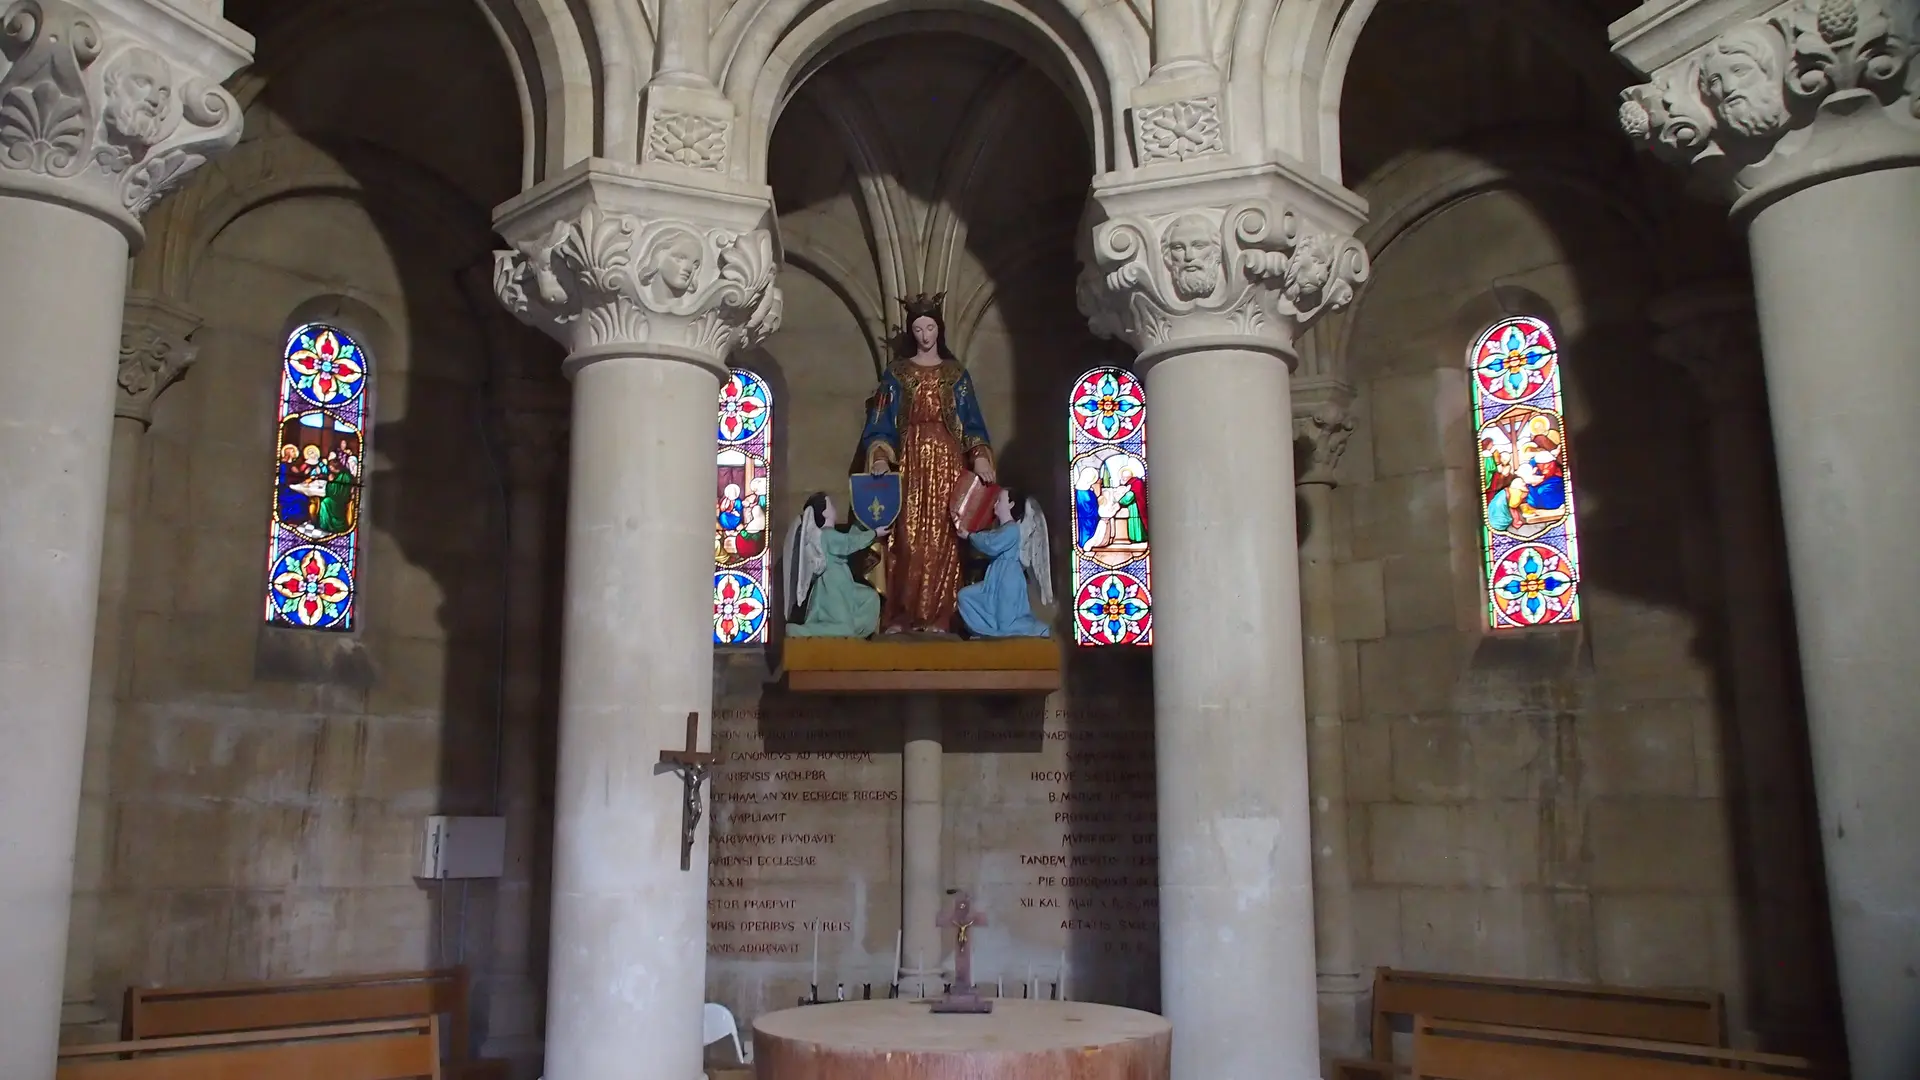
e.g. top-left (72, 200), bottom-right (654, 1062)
top-left (103, 48), bottom-right (174, 145)
top-left (647, 231), bottom-right (704, 297)
top-left (1696, 24), bottom-right (1789, 141)
top-left (1161, 215), bottom-right (1221, 301)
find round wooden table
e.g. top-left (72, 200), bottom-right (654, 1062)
top-left (752, 998), bottom-right (1171, 1080)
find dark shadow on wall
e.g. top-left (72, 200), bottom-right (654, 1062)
top-left (217, 0), bottom-right (562, 1070)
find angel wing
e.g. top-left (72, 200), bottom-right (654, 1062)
top-left (782, 509), bottom-right (825, 618)
top-left (1018, 497), bottom-right (1054, 608)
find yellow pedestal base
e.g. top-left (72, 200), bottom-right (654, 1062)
top-left (782, 636), bottom-right (1061, 693)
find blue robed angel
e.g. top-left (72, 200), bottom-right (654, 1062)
top-left (956, 488), bottom-right (1054, 638)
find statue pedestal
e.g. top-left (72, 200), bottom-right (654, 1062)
top-left (780, 637), bottom-right (1061, 694)
top-left (752, 999), bottom-right (1169, 1080)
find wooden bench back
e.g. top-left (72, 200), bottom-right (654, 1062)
top-left (1372, 967), bottom-right (1724, 1058)
top-left (124, 968), bottom-right (470, 1058)
top-left (1410, 1018), bottom-right (1829, 1080)
top-left (58, 1018), bottom-right (441, 1080)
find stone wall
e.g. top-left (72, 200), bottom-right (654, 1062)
top-left (1328, 179), bottom-right (1758, 1036)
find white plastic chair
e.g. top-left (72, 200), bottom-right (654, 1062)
top-left (703, 1001), bottom-right (750, 1064)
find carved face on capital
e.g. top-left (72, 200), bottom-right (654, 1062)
top-left (650, 232), bottom-right (704, 296)
top-left (1696, 26), bottom-right (1789, 140)
top-left (1161, 215), bottom-right (1221, 301)
top-left (104, 48), bottom-right (174, 144)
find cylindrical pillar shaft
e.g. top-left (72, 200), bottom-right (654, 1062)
top-left (542, 353), bottom-right (718, 1080)
top-left (901, 697), bottom-right (943, 990)
top-left (1146, 347), bottom-right (1318, 1080)
top-left (1746, 165), bottom-right (1920, 1079)
top-left (1298, 479), bottom-right (1362, 1051)
top-left (1150, 0), bottom-right (1210, 74)
top-left (63, 414), bottom-right (146, 1028)
top-left (0, 196), bottom-right (133, 1078)
top-left (654, 0), bottom-right (710, 83)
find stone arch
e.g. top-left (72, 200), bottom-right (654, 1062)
top-left (132, 135), bottom-right (497, 305)
top-left (716, 0), bottom-right (1140, 184)
top-left (1306, 134), bottom-right (1661, 381)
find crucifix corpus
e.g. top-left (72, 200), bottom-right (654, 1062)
top-left (658, 711), bottom-right (719, 871)
top-left (930, 890), bottom-right (992, 1014)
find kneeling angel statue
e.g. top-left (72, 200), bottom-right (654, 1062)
top-left (956, 488), bottom-right (1053, 638)
top-left (784, 493), bottom-right (887, 638)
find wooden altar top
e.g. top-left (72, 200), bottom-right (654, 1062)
top-left (752, 999), bottom-right (1169, 1080)
top-left (781, 637), bottom-right (1062, 694)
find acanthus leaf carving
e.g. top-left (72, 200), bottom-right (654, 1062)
top-left (1076, 199), bottom-right (1369, 360)
top-left (494, 203), bottom-right (783, 368)
top-left (1618, 0), bottom-right (1919, 203)
top-left (114, 293), bottom-right (201, 425)
top-left (0, 0), bottom-right (244, 230)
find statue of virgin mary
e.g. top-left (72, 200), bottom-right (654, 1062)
top-left (856, 294), bottom-right (995, 634)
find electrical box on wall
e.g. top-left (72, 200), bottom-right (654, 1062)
top-left (417, 816), bottom-right (506, 880)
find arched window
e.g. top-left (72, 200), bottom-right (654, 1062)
top-left (715, 369), bottom-right (773, 645)
top-left (264, 324), bottom-right (370, 630)
top-left (1470, 316), bottom-right (1583, 628)
top-left (1069, 367), bottom-right (1152, 646)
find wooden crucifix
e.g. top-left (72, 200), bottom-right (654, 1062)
top-left (930, 890), bottom-right (992, 1013)
top-left (658, 711), bottom-right (719, 871)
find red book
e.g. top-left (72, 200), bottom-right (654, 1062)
top-left (950, 473), bottom-right (1002, 534)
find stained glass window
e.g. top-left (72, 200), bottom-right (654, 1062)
top-left (264, 324), bottom-right (369, 630)
top-left (1471, 316), bottom-right (1582, 628)
top-left (1069, 367), bottom-right (1152, 646)
top-left (715, 369), bottom-right (773, 644)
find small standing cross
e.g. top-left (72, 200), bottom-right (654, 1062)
top-left (659, 711), bottom-right (719, 872)
top-left (930, 890), bottom-right (992, 1013)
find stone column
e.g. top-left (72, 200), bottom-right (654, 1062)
top-left (900, 696), bottom-right (943, 994)
top-left (1615, 4), bottom-right (1920, 1073)
top-left (0, 4), bottom-right (248, 1073)
top-left (492, 161), bottom-right (782, 1080)
top-left (481, 380), bottom-right (569, 1066)
top-left (62, 294), bottom-right (201, 1035)
top-left (1290, 377), bottom-right (1365, 1059)
top-left (1078, 166), bottom-right (1368, 1080)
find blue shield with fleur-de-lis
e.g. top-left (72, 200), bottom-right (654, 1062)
top-left (849, 472), bottom-right (901, 530)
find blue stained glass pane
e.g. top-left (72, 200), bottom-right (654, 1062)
top-left (1470, 316), bottom-right (1582, 628)
top-left (1067, 366), bottom-right (1152, 646)
top-left (716, 370), bottom-right (773, 644)
top-left (265, 324), bottom-right (367, 631)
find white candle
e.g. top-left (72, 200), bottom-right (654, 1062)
top-left (811, 925), bottom-right (820, 987)
top-left (892, 929), bottom-right (902, 984)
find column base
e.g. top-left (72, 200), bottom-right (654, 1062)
top-left (1315, 973), bottom-right (1369, 1061)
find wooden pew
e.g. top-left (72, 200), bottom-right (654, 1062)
top-left (1409, 1017), bottom-right (1833, 1079)
top-left (1332, 967), bottom-right (1725, 1080)
top-left (123, 967), bottom-right (504, 1080)
top-left (58, 1017), bottom-right (440, 1080)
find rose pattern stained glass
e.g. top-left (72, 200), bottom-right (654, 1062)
top-left (716, 370), bottom-right (773, 644)
top-left (1471, 316), bottom-right (1583, 628)
top-left (264, 324), bottom-right (367, 631)
top-left (1069, 367), bottom-right (1152, 646)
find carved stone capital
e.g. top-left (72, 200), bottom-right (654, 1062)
top-left (0, 0), bottom-right (251, 242)
top-left (491, 161), bottom-right (783, 376)
top-left (115, 290), bottom-right (198, 425)
top-left (1291, 376), bottom-right (1356, 487)
top-left (1076, 165), bottom-right (1369, 367)
top-left (1650, 282), bottom-right (1768, 411)
top-left (1615, 0), bottom-right (1920, 217)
